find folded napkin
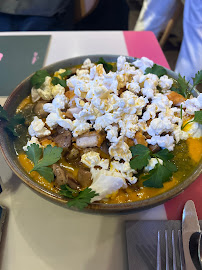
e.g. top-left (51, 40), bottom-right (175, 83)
top-left (125, 220), bottom-right (202, 270)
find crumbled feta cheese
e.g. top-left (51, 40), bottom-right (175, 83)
top-left (51, 84), bottom-right (65, 97)
top-left (147, 134), bottom-right (175, 151)
top-left (182, 93), bottom-right (202, 115)
top-left (105, 125), bottom-right (119, 143)
top-left (110, 161), bottom-right (137, 184)
top-left (52, 94), bottom-right (68, 110)
top-left (81, 151), bottom-right (109, 170)
top-left (31, 88), bottom-right (40, 103)
top-left (144, 158), bottom-right (163, 172)
top-left (117, 56), bottom-right (126, 71)
top-left (109, 136), bottom-right (132, 162)
top-left (147, 118), bottom-right (174, 136)
top-left (23, 136), bottom-right (41, 151)
top-left (133, 57), bottom-right (154, 72)
top-left (37, 76), bottom-right (53, 101)
top-left (72, 119), bottom-right (92, 137)
top-left (158, 75), bottom-right (173, 90)
top-left (173, 127), bottom-right (188, 143)
top-left (81, 58), bottom-right (95, 69)
top-left (28, 116), bottom-right (51, 138)
top-left (46, 112), bottom-right (59, 130)
top-left (90, 171), bottom-right (126, 202)
top-left (126, 80), bottom-right (141, 94)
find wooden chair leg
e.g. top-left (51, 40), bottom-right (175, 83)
top-left (159, 1), bottom-right (184, 48)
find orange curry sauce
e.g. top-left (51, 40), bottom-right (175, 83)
top-left (16, 96), bottom-right (202, 204)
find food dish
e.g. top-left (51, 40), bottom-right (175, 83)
top-left (0, 55), bottom-right (201, 212)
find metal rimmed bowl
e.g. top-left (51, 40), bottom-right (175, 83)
top-left (0, 55), bottom-right (201, 213)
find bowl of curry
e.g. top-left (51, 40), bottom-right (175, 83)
top-left (0, 55), bottom-right (201, 212)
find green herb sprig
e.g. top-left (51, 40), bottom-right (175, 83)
top-left (26, 144), bottom-right (63, 182)
top-left (171, 70), bottom-right (202, 98)
top-left (96, 57), bottom-right (115, 73)
top-left (0, 105), bottom-right (24, 136)
top-left (60, 185), bottom-right (99, 210)
top-left (130, 145), bottom-right (177, 188)
top-left (51, 69), bottom-right (72, 88)
top-left (145, 64), bottom-right (167, 77)
top-left (31, 70), bottom-right (50, 89)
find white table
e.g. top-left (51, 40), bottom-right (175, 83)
top-left (0, 31), bottom-right (167, 270)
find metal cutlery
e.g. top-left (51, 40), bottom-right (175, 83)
top-left (182, 200), bottom-right (201, 269)
top-left (157, 230), bottom-right (185, 270)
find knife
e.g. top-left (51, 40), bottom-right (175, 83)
top-left (182, 200), bottom-right (201, 270)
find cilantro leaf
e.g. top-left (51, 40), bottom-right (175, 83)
top-left (60, 184), bottom-right (78, 199)
top-left (26, 143), bottom-right (42, 164)
top-left (27, 144), bottom-right (63, 182)
top-left (31, 70), bottom-right (50, 89)
top-left (6, 113), bottom-right (25, 136)
top-left (36, 145), bottom-right (63, 168)
top-left (193, 110), bottom-right (202, 124)
top-left (59, 186), bottom-right (98, 210)
top-left (145, 64), bottom-right (167, 77)
top-left (36, 167), bottom-right (55, 182)
top-left (67, 188), bottom-right (99, 210)
top-left (130, 144), bottom-right (151, 170)
top-left (143, 161), bottom-right (177, 188)
top-left (96, 57), bottom-right (114, 73)
top-left (153, 149), bottom-right (174, 161)
top-left (192, 70), bottom-right (202, 87)
top-left (52, 77), bottom-right (67, 88)
top-left (60, 69), bottom-right (72, 78)
top-left (0, 105), bottom-right (8, 120)
top-left (177, 74), bottom-right (190, 98)
top-left (0, 106), bottom-right (25, 136)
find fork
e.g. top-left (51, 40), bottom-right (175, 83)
top-left (157, 230), bottom-right (186, 270)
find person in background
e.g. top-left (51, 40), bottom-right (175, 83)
top-left (133, 0), bottom-right (202, 83)
top-left (0, 0), bottom-right (74, 31)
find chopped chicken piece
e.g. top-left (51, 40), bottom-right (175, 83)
top-left (76, 131), bottom-right (105, 148)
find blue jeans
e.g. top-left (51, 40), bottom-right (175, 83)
top-left (0, 9), bottom-right (74, 31)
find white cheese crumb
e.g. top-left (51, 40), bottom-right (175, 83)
top-left (144, 158), bottom-right (163, 172)
top-left (147, 134), bottom-right (175, 151)
top-left (28, 116), bottom-right (51, 138)
top-left (23, 137), bottom-right (41, 151)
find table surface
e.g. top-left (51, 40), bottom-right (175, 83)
top-left (0, 31), bottom-right (201, 270)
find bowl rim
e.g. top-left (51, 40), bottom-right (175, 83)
top-left (0, 54), bottom-right (202, 212)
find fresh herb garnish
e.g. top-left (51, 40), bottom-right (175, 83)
top-left (0, 105), bottom-right (8, 120)
top-left (181, 110), bottom-right (202, 130)
top-left (130, 145), bottom-right (177, 188)
top-left (52, 77), bottom-right (67, 87)
top-left (129, 144), bottom-right (151, 170)
top-left (96, 57), bottom-right (114, 73)
top-left (171, 70), bottom-right (202, 98)
top-left (145, 64), bottom-right (167, 77)
top-left (192, 70), bottom-right (202, 87)
top-left (27, 144), bottom-right (63, 182)
top-left (143, 160), bottom-right (177, 188)
top-left (31, 70), bottom-right (50, 89)
top-left (180, 104), bottom-right (183, 120)
top-left (60, 185), bottom-right (99, 210)
top-left (51, 69), bottom-right (72, 87)
top-left (172, 74), bottom-right (190, 98)
top-left (0, 105), bottom-right (25, 136)
top-left (60, 69), bottom-right (72, 78)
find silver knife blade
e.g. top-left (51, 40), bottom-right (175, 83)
top-left (182, 200), bottom-right (201, 270)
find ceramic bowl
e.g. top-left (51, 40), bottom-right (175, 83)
top-left (0, 55), bottom-right (201, 213)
